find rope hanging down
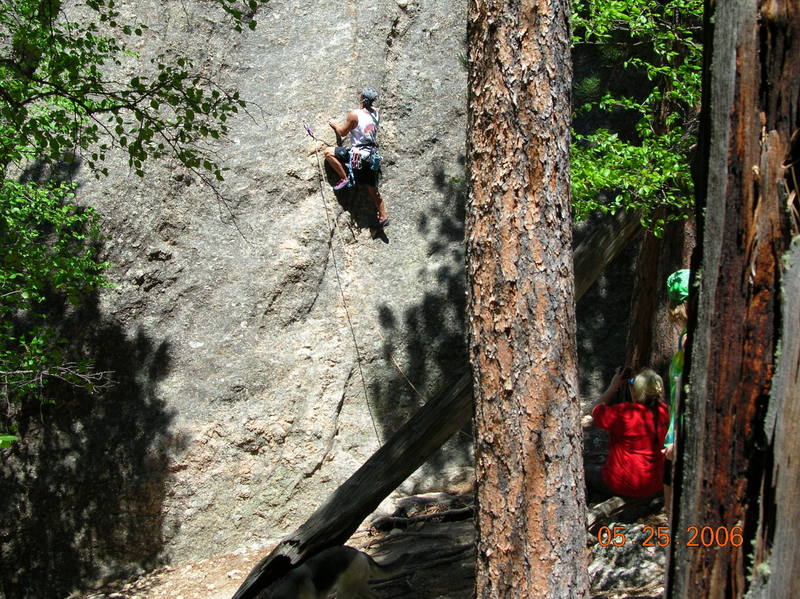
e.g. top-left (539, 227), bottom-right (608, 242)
top-left (303, 122), bottom-right (332, 146)
top-left (304, 122), bottom-right (434, 439)
top-left (305, 122), bottom-right (382, 445)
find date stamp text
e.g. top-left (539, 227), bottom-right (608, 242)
top-left (596, 525), bottom-right (744, 548)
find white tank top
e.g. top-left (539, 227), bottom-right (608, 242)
top-left (349, 108), bottom-right (379, 147)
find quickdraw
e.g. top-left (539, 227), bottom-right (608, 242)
top-left (350, 150), bottom-right (362, 170)
top-left (302, 121), bottom-right (331, 146)
top-left (352, 146), bottom-right (381, 172)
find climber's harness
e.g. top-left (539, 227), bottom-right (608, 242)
top-left (350, 142), bottom-right (381, 172)
top-left (302, 111), bottom-right (381, 179)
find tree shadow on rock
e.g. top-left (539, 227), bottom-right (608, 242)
top-left (0, 294), bottom-right (184, 599)
top-left (368, 157), bottom-right (472, 492)
top-left (573, 215), bottom-right (638, 401)
top-left (0, 161), bottom-right (185, 599)
top-left (573, 214), bottom-right (639, 486)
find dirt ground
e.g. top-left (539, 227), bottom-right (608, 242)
top-left (71, 491), bottom-right (476, 599)
top-left (71, 544), bottom-right (265, 599)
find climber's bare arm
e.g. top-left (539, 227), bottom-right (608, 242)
top-left (328, 110), bottom-right (358, 139)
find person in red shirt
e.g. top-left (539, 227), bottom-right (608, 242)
top-left (584, 368), bottom-right (670, 498)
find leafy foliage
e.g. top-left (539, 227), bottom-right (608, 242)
top-left (1, 0), bottom-right (265, 179)
top-left (0, 434), bottom-right (19, 448)
top-left (1, 178), bottom-right (109, 402)
top-left (1, 0), bottom-right (267, 441)
top-left (570, 0), bottom-right (703, 233)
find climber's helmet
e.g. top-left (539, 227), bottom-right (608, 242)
top-left (360, 87), bottom-right (379, 107)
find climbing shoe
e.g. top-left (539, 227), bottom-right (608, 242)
top-left (332, 178), bottom-right (349, 191)
top-left (378, 218), bottom-right (389, 228)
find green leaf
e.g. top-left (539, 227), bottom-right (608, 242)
top-left (0, 435), bottom-right (19, 448)
top-left (570, 0), bottom-right (700, 233)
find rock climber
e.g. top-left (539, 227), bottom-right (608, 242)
top-left (324, 87), bottom-right (389, 228)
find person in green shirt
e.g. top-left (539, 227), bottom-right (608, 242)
top-left (663, 268), bottom-right (690, 516)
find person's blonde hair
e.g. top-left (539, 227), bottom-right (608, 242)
top-left (668, 300), bottom-right (688, 328)
top-left (631, 368), bottom-right (664, 407)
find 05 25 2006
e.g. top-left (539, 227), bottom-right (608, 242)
top-left (596, 524), bottom-right (744, 547)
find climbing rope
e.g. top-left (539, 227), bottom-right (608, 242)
top-left (306, 123), bottom-right (383, 445)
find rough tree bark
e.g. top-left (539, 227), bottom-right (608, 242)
top-left (466, 0), bottom-right (588, 597)
top-left (667, 0), bottom-right (799, 596)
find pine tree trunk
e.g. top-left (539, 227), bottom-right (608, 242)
top-left (667, 0), bottom-right (800, 595)
top-left (466, 1), bottom-right (588, 597)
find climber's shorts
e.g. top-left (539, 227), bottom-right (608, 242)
top-left (333, 147), bottom-right (379, 187)
top-left (334, 146), bottom-right (350, 163)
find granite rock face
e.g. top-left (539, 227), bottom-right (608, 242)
top-left (1, 0), bottom-right (472, 594)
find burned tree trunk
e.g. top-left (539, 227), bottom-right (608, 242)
top-left (667, 0), bottom-right (800, 596)
top-left (466, 0), bottom-right (588, 597)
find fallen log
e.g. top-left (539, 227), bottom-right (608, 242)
top-left (573, 210), bottom-right (642, 300)
top-left (586, 494), bottom-right (661, 534)
top-left (231, 210), bottom-right (640, 599)
top-left (371, 506), bottom-right (475, 532)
